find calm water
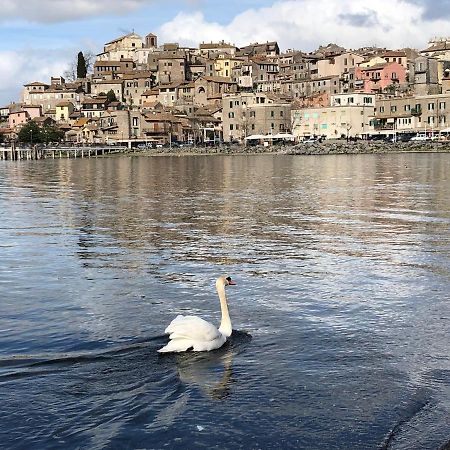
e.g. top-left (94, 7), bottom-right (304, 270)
top-left (1, 153), bottom-right (450, 450)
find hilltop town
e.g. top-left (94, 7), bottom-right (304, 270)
top-left (1, 32), bottom-right (450, 147)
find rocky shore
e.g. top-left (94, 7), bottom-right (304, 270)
top-left (136, 139), bottom-right (450, 157)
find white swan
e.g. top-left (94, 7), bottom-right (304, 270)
top-left (158, 276), bottom-right (236, 353)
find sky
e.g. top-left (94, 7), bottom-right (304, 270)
top-left (1, 0), bottom-right (450, 106)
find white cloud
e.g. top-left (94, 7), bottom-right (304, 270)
top-left (0, 0), bottom-right (152, 23)
top-left (158, 0), bottom-right (446, 51)
top-left (0, 50), bottom-right (70, 105)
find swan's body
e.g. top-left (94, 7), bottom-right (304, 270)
top-left (158, 276), bottom-right (235, 353)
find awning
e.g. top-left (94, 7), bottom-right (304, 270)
top-left (245, 134), bottom-right (265, 140)
top-left (272, 133), bottom-right (295, 139)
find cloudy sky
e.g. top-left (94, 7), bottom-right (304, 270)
top-left (0, 0), bottom-right (449, 106)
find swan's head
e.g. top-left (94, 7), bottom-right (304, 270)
top-left (216, 276), bottom-right (236, 288)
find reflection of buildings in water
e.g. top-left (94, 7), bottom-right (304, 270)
top-left (175, 345), bottom-right (234, 400)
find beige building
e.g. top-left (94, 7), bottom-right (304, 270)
top-left (317, 52), bottom-right (364, 78)
top-left (222, 92), bottom-right (291, 142)
top-left (91, 79), bottom-right (124, 102)
top-left (157, 53), bottom-right (187, 85)
top-left (292, 95), bottom-right (375, 140)
top-left (375, 93), bottom-right (450, 134)
top-left (99, 110), bottom-right (143, 143)
top-left (123, 71), bottom-right (153, 107)
top-left (97, 32), bottom-right (144, 62)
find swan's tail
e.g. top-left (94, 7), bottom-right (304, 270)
top-left (158, 337), bottom-right (194, 353)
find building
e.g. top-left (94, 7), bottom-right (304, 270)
top-left (222, 92), bottom-right (291, 142)
top-left (354, 62), bottom-right (406, 93)
top-left (291, 93), bottom-right (376, 140)
top-left (374, 93), bottom-right (450, 135)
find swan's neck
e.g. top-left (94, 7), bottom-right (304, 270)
top-left (217, 282), bottom-right (232, 338)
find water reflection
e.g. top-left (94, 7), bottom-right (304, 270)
top-left (1, 153), bottom-right (450, 449)
top-left (171, 331), bottom-right (251, 401)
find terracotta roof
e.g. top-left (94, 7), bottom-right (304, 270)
top-left (56, 101), bottom-right (74, 107)
top-left (73, 118), bottom-right (90, 127)
top-left (200, 42), bottom-right (236, 50)
top-left (24, 81), bottom-right (49, 87)
top-left (382, 51), bottom-right (407, 57)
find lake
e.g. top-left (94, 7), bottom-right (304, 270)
top-left (1, 153), bottom-right (450, 449)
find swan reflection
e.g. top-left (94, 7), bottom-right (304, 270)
top-left (174, 343), bottom-right (235, 400)
top-left (172, 331), bottom-right (252, 400)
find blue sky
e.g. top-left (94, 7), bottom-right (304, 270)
top-left (0, 0), bottom-right (448, 106)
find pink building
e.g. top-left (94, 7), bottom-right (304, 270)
top-left (9, 111), bottom-right (29, 130)
top-left (354, 62), bottom-right (406, 93)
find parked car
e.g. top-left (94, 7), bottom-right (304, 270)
top-left (410, 133), bottom-right (428, 141)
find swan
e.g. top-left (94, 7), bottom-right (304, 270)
top-left (158, 276), bottom-right (236, 353)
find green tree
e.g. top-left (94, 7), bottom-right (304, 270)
top-left (106, 89), bottom-right (118, 103)
top-left (18, 121), bottom-right (42, 144)
top-left (0, 132), bottom-right (4, 144)
top-left (77, 51), bottom-right (87, 79)
top-left (42, 125), bottom-right (64, 143)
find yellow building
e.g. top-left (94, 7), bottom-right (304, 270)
top-left (55, 101), bottom-right (74, 122)
top-left (214, 55), bottom-right (244, 79)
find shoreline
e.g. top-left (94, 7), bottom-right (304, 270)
top-left (3, 140), bottom-right (450, 161)
top-left (130, 140), bottom-right (450, 157)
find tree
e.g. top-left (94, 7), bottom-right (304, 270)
top-left (42, 125), bottom-right (64, 143)
top-left (77, 51), bottom-right (87, 79)
top-left (64, 50), bottom-right (95, 81)
top-left (17, 121), bottom-right (42, 144)
top-left (106, 89), bottom-right (118, 103)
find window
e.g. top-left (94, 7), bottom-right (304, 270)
top-left (271, 110), bottom-right (275, 117)
top-left (229, 101), bottom-right (233, 109)
top-left (280, 110), bottom-right (284, 117)
top-left (380, 106), bottom-right (385, 113)
top-left (440, 102), bottom-right (446, 110)
top-left (404, 104), bottom-right (411, 111)
top-left (391, 106), bottom-right (397, 112)
top-left (428, 102), bottom-right (435, 111)
top-left (132, 117), bottom-right (138, 126)
top-left (230, 124), bottom-right (234, 130)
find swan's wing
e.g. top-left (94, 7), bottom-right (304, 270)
top-left (164, 315), bottom-right (222, 342)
